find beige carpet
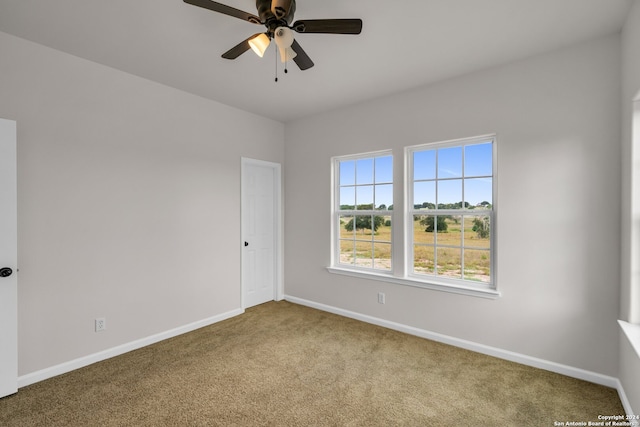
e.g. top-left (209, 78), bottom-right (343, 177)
top-left (0, 301), bottom-right (624, 426)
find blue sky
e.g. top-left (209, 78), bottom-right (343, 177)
top-left (339, 142), bottom-right (493, 209)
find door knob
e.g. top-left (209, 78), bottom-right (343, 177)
top-left (0, 267), bottom-right (13, 278)
top-left (244, 241), bottom-right (249, 247)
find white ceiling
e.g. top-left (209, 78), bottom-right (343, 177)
top-left (0, 0), bottom-right (633, 122)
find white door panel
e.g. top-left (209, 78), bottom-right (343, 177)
top-left (0, 118), bottom-right (18, 398)
top-left (241, 159), bottom-right (280, 308)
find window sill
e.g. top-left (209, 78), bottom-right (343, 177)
top-left (619, 320), bottom-right (640, 359)
top-left (327, 267), bottom-right (501, 299)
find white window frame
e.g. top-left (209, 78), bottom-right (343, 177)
top-left (328, 136), bottom-right (499, 299)
top-left (406, 135), bottom-right (497, 293)
top-left (331, 150), bottom-right (394, 274)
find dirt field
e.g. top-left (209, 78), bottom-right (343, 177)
top-left (339, 215), bottom-right (490, 283)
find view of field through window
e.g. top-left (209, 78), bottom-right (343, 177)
top-left (338, 155), bottom-right (393, 271)
top-left (411, 141), bottom-right (493, 283)
top-left (412, 215), bottom-right (491, 282)
top-left (335, 138), bottom-right (494, 286)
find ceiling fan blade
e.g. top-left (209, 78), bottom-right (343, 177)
top-left (292, 19), bottom-right (362, 35)
top-left (290, 39), bottom-right (314, 70)
top-left (183, 0), bottom-right (261, 24)
top-left (221, 33), bottom-right (263, 59)
top-left (271, 0), bottom-right (293, 20)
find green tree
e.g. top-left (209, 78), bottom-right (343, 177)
top-left (472, 217), bottom-right (490, 239)
top-left (420, 216), bottom-right (449, 233)
top-left (345, 216), bottom-right (384, 233)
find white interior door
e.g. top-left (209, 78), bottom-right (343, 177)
top-left (241, 158), bottom-right (281, 308)
top-left (0, 118), bottom-right (18, 398)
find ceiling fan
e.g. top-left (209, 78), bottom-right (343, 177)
top-left (183, 0), bottom-right (363, 71)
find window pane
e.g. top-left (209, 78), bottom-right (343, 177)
top-left (438, 179), bottom-right (463, 209)
top-left (356, 185), bottom-right (374, 209)
top-left (438, 147), bottom-right (462, 178)
top-left (414, 150), bottom-right (436, 180)
top-left (355, 241), bottom-right (373, 268)
top-left (464, 216), bottom-right (490, 248)
top-left (339, 187), bottom-right (355, 209)
top-left (350, 215), bottom-right (377, 239)
top-left (375, 156), bottom-right (393, 183)
top-left (340, 160), bottom-right (355, 186)
top-left (414, 245), bottom-right (435, 275)
top-left (465, 143), bottom-right (493, 177)
top-left (374, 216), bottom-right (392, 243)
top-left (464, 249), bottom-right (491, 283)
top-left (438, 215), bottom-right (462, 247)
top-left (465, 178), bottom-right (492, 208)
top-left (414, 181), bottom-right (436, 210)
top-left (414, 215), bottom-right (435, 245)
top-left (375, 184), bottom-right (393, 210)
top-left (436, 247), bottom-right (462, 279)
top-left (356, 158), bottom-right (374, 185)
top-left (339, 215), bottom-right (354, 239)
top-left (339, 240), bottom-right (355, 265)
top-left (373, 243), bottom-right (392, 271)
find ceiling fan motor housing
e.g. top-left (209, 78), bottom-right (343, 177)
top-left (257, 0), bottom-right (296, 31)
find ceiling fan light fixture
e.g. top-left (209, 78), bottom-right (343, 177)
top-left (274, 26), bottom-right (294, 49)
top-left (279, 46), bottom-right (297, 63)
top-left (248, 33), bottom-right (270, 57)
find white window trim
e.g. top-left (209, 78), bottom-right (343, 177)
top-left (405, 135), bottom-right (497, 289)
top-left (329, 135), bottom-right (500, 299)
top-left (331, 149), bottom-right (394, 274)
top-left (327, 266), bottom-right (500, 299)
top-left (619, 320), bottom-right (640, 360)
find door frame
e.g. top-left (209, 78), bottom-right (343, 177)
top-left (240, 157), bottom-right (283, 309)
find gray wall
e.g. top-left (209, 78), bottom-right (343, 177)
top-left (0, 31), bottom-right (284, 375)
top-left (620, 0), bottom-right (640, 414)
top-left (285, 34), bottom-right (621, 376)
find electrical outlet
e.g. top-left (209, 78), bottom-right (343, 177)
top-left (95, 318), bottom-right (106, 332)
top-left (378, 292), bottom-right (386, 304)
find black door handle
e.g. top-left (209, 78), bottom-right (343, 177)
top-left (244, 241), bottom-right (249, 247)
top-left (0, 267), bottom-right (13, 278)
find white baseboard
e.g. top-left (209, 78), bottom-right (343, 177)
top-left (18, 308), bottom-right (244, 388)
top-left (618, 321), bottom-right (640, 424)
top-left (284, 295), bottom-right (620, 390)
top-left (615, 378), bottom-right (640, 426)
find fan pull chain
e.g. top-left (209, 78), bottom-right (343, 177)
top-left (284, 50), bottom-right (288, 74)
top-left (274, 45), bottom-right (291, 82)
top-left (275, 45), bottom-right (278, 82)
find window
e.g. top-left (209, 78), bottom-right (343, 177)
top-left (333, 151), bottom-right (393, 271)
top-left (330, 136), bottom-right (497, 297)
top-left (408, 137), bottom-right (495, 288)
